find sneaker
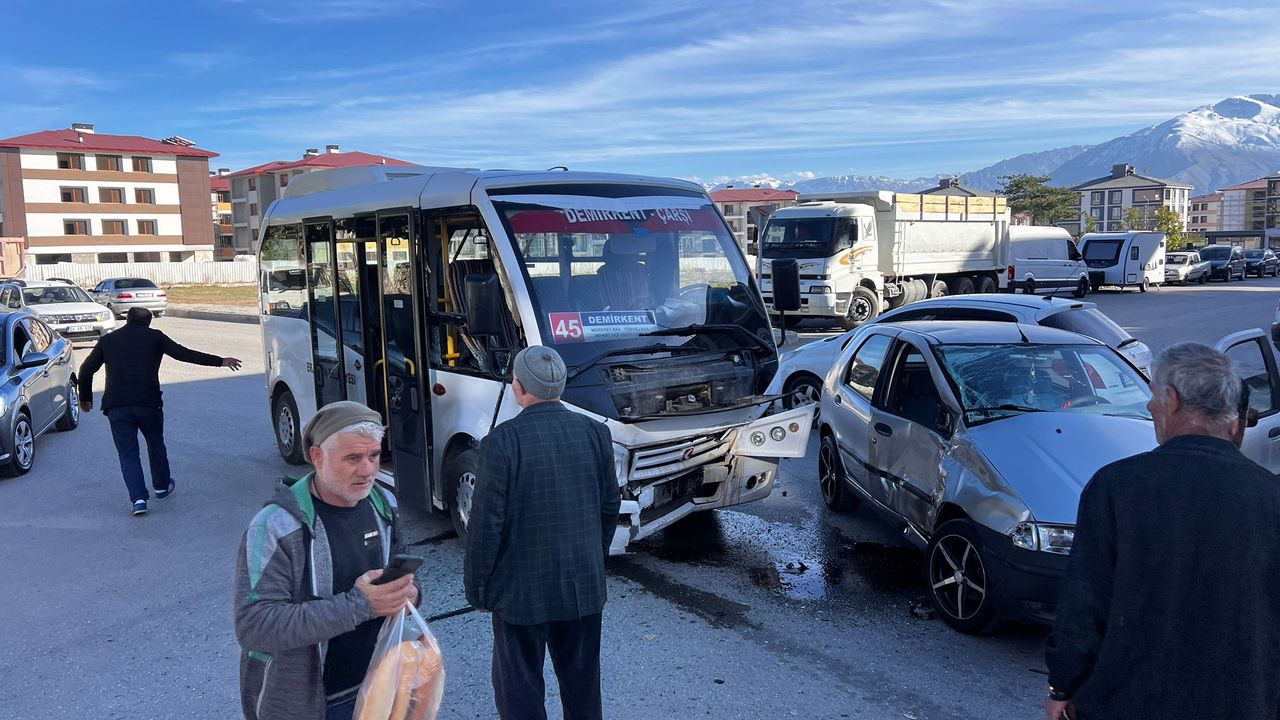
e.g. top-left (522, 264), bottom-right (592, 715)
top-left (155, 480), bottom-right (175, 501)
top-left (132, 499), bottom-right (148, 516)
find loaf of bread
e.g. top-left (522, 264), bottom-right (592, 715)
top-left (356, 636), bottom-right (444, 720)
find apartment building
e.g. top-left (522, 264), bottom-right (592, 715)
top-left (709, 186), bottom-right (798, 249)
top-left (0, 123), bottom-right (218, 264)
top-left (210, 169), bottom-right (234, 259)
top-left (1062, 163), bottom-right (1192, 235)
top-left (920, 176), bottom-right (997, 198)
top-left (1218, 177), bottom-right (1268, 232)
top-left (1186, 192), bottom-right (1222, 235)
top-left (228, 146), bottom-right (414, 253)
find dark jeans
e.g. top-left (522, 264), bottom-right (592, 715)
top-left (492, 613), bottom-right (603, 720)
top-left (325, 691), bottom-right (357, 720)
top-left (106, 406), bottom-right (171, 502)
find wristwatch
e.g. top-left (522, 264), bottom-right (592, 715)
top-left (1047, 685), bottom-right (1071, 702)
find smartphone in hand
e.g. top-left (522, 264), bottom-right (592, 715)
top-left (371, 553), bottom-right (424, 585)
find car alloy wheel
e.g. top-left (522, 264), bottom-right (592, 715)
top-left (13, 414), bottom-right (34, 473)
top-left (783, 374), bottom-right (823, 426)
top-left (818, 434), bottom-right (857, 512)
top-left (927, 520), bottom-right (998, 633)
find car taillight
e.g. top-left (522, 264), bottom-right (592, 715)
top-left (1007, 265), bottom-right (1015, 281)
top-left (116, 292), bottom-right (133, 299)
top-left (158, 292), bottom-right (167, 297)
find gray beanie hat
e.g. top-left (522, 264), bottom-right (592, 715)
top-left (513, 345), bottom-right (566, 399)
top-left (301, 400), bottom-right (384, 460)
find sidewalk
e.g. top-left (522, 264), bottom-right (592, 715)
top-left (165, 303), bottom-right (259, 324)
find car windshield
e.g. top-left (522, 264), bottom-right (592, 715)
top-left (23, 285), bottom-right (92, 304)
top-left (115, 278), bottom-right (158, 289)
top-left (760, 217), bottom-right (856, 259)
top-left (493, 185), bottom-right (769, 361)
top-left (1245, 250), bottom-right (1264, 259)
top-left (1038, 308), bottom-right (1130, 348)
top-left (1200, 246), bottom-right (1231, 259)
top-left (1167, 254), bottom-right (1188, 265)
top-left (1082, 239), bottom-right (1123, 263)
top-left (936, 343), bottom-right (1151, 425)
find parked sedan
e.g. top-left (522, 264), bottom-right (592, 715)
top-left (1244, 248), bottom-right (1279, 277)
top-left (91, 277), bottom-right (168, 318)
top-left (0, 281), bottom-right (115, 342)
top-left (1201, 244), bottom-right (1247, 281)
top-left (768, 295), bottom-right (1153, 423)
top-left (817, 321), bottom-right (1156, 632)
top-left (1164, 251), bottom-right (1211, 284)
top-left (0, 311), bottom-right (79, 476)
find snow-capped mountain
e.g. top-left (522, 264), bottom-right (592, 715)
top-left (1050, 95), bottom-right (1280, 193)
top-left (709, 95), bottom-right (1280, 196)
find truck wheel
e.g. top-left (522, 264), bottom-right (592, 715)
top-left (949, 277), bottom-right (975, 296)
top-left (1198, 273), bottom-right (1208, 285)
top-left (840, 287), bottom-right (880, 329)
top-left (929, 280), bottom-right (949, 298)
top-left (975, 276), bottom-right (997, 294)
top-left (1073, 277), bottom-right (1089, 298)
top-left (1023, 279), bottom-right (1035, 295)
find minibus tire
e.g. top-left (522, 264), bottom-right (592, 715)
top-left (445, 446), bottom-right (480, 544)
top-left (273, 390), bottom-right (306, 466)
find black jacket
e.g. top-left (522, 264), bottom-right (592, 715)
top-left (1046, 434), bottom-right (1280, 719)
top-left (464, 402), bottom-right (621, 625)
top-left (78, 323), bottom-right (223, 412)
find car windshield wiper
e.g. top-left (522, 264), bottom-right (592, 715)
top-left (966, 403), bottom-right (1045, 418)
top-left (641, 323), bottom-right (773, 355)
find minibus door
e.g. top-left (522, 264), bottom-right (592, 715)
top-left (304, 219), bottom-right (345, 408)
top-left (375, 210), bottom-right (432, 508)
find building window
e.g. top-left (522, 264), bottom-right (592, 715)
top-left (1106, 221), bottom-right (1122, 231)
top-left (60, 187), bottom-right (87, 203)
top-left (132, 156), bottom-right (153, 172)
top-left (250, 203), bottom-right (258, 216)
top-left (1108, 207), bottom-right (1121, 220)
top-left (138, 219), bottom-right (158, 235)
top-left (1108, 190), bottom-right (1123, 204)
top-left (64, 220), bottom-right (90, 235)
top-left (169, 252), bottom-right (192, 262)
top-left (279, 174), bottom-right (289, 188)
top-left (96, 155), bottom-right (123, 171)
top-left (36, 254), bottom-right (72, 265)
top-left (135, 188), bottom-right (156, 204)
top-left (134, 252), bottom-right (161, 262)
top-left (1090, 208), bottom-right (1104, 221)
top-left (1090, 191), bottom-right (1104, 205)
top-left (100, 187), bottom-right (125, 204)
top-left (1133, 188), bottom-right (1162, 203)
top-left (98, 252), bottom-right (128, 263)
top-left (248, 177), bottom-right (257, 191)
top-left (102, 219), bottom-right (128, 235)
top-left (56, 152), bottom-right (84, 170)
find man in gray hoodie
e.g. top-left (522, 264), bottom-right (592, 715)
top-left (235, 401), bottom-right (420, 720)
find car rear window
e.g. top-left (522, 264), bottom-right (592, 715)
top-left (1039, 307), bottom-right (1130, 347)
top-left (116, 278), bottom-right (159, 289)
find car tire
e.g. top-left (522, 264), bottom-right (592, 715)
top-left (56, 380), bottom-right (79, 432)
top-left (1139, 278), bottom-right (1149, 292)
top-left (929, 280), bottom-right (949, 299)
top-left (445, 446), bottom-right (480, 543)
top-left (272, 390), bottom-right (306, 465)
top-left (840, 286), bottom-right (880, 330)
top-left (1198, 273), bottom-right (1208, 285)
top-left (1072, 277), bottom-right (1089, 298)
top-left (818, 433), bottom-right (858, 512)
top-left (926, 519), bottom-right (1000, 634)
top-left (975, 276), bottom-right (997, 294)
top-left (1, 411), bottom-right (35, 477)
top-left (783, 373), bottom-right (823, 427)
top-left (1023, 279), bottom-right (1035, 295)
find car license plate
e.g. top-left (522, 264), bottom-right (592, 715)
top-left (69, 325), bottom-right (93, 333)
top-left (134, 292), bottom-right (152, 298)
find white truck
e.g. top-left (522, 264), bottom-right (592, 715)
top-left (756, 191), bottom-right (1010, 329)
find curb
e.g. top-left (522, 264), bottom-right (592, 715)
top-left (165, 307), bottom-right (260, 325)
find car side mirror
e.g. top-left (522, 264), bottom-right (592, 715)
top-left (20, 351), bottom-right (50, 369)
top-left (464, 272), bottom-right (506, 339)
top-left (935, 406), bottom-right (956, 436)
top-left (1247, 407), bottom-right (1260, 429)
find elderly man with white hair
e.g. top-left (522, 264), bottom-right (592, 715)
top-left (1044, 342), bottom-right (1280, 720)
top-left (234, 401), bottom-right (421, 720)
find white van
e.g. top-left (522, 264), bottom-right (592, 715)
top-left (1003, 226), bottom-right (1089, 297)
top-left (1078, 231), bottom-right (1166, 292)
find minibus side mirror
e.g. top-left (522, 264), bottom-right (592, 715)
top-left (772, 258), bottom-right (802, 312)
top-left (465, 273), bottom-right (506, 338)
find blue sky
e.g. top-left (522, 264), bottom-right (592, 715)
top-left (1, 0), bottom-right (1275, 184)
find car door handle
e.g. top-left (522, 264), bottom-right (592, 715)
top-left (874, 422), bottom-right (893, 437)
top-left (1269, 427), bottom-right (1280, 439)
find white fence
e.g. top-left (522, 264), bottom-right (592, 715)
top-left (25, 261), bottom-right (257, 286)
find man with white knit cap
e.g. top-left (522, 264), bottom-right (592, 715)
top-left (465, 345), bottom-right (621, 720)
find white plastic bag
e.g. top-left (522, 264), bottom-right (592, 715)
top-left (353, 603), bottom-right (445, 720)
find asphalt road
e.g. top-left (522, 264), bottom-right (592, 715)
top-left (1, 277), bottom-right (1276, 719)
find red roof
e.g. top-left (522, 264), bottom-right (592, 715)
top-left (227, 151), bottom-right (414, 178)
top-left (210, 176), bottom-right (230, 191)
top-left (1220, 178), bottom-right (1269, 191)
top-left (0, 129), bottom-right (218, 158)
top-left (710, 187), bottom-right (799, 202)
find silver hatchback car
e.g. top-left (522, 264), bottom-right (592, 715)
top-left (818, 321), bottom-right (1156, 632)
top-left (91, 278), bottom-right (168, 318)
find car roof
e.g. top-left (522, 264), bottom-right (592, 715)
top-left (876, 293), bottom-right (1091, 319)
top-left (888, 320), bottom-right (1103, 346)
top-left (22, 280), bottom-right (74, 287)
